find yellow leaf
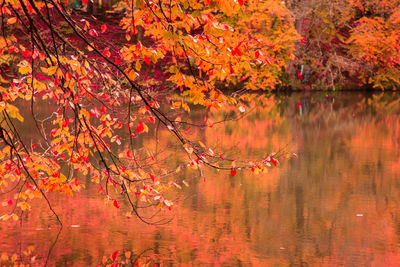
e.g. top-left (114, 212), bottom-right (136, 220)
top-left (11, 213), bottom-right (18, 221)
top-left (19, 66), bottom-right (31, 75)
top-left (57, 68), bottom-right (63, 78)
top-left (17, 201), bottom-right (31, 211)
top-left (47, 66), bottom-right (57, 75)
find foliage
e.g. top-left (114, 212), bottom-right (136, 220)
top-left (346, 1), bottom-right (400, 89)
top-left (285, 0), bottom-right (400, 90)
top-left (0, 0), bottom-right (293, 225)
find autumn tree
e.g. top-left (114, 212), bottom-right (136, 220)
top-left (0, 0), bottom-right (297, 224)
top-left (346, 0), bottom-right (400, 89)
top-left (285, 0), bottom-right (400, 90)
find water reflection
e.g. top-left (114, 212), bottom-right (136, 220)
top-left (1, 92), bottom-right (400, 266)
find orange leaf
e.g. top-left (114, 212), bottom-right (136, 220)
top-left (125, 250), bottom-right (131, 259)
top-left (7, 17), bottom-right (17, 24)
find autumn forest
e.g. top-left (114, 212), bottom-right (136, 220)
top-left (0, 0), bottom-right (400, 266)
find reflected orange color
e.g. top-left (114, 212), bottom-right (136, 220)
top-left (1, 92), bottom-right (400, 266)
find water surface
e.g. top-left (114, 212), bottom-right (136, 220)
top-left (1, 92), bottom-right (400, 266)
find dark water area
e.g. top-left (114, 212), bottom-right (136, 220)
top-left (1, 92), bottom-right (400, 266)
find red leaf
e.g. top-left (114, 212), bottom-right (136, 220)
top-left (62, 118), bottom-right (70, 127)
top-left (102, 47), bottom-right (111, 57)
top-left (232, 47), bottom-right (242, 56)
top-left (231, 169), bottom-right (237, 176)
top-left (238, 0), bottom-right (244, 5)
top-left (111, 250), bottom-right (119, 261)
top-left (270, 157), bottom-right (277, 166)
top-left (26, 183), bottom-right (34, 189)
top-left (94, 108), bottom-right (101, 117)
top-left (31, 144), bottom-right (37, 149)
top-left (97, 186), bottom-right (103, 194)
top-left (147, 116), bottom-right (155, 124)
top-left (113, 200), bottom-right (120, 209)
top-left (7, 199), bottom-right (13, 206)
top-left (89, 29), bottom-right (98, 37)
top-left (297, 72), bottom-right (303, 80)
top-left (135, 122), bottom-right (144, 133)
top-left (50, 128), bottom-right (57, 137)
top-left (150, 174), bottom-right (155, 182)
top-left (101, 24), bottom-right (107, 33)
top-left (82, 0), bottom-right (88, 4)
top-left (22, 49), bottom-right (31, 58)
top-left (144, 55), bottom-right (151, 65)
top-left (255, 50), bottom-right (260, 58)
top-left (101, 105), bottom-right (106, 113)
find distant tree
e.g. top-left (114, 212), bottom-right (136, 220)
top-left (285, 0), bottom-right (400, 90)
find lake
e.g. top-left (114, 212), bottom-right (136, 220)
top-left (1, 92), bottom-right (400, 266)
